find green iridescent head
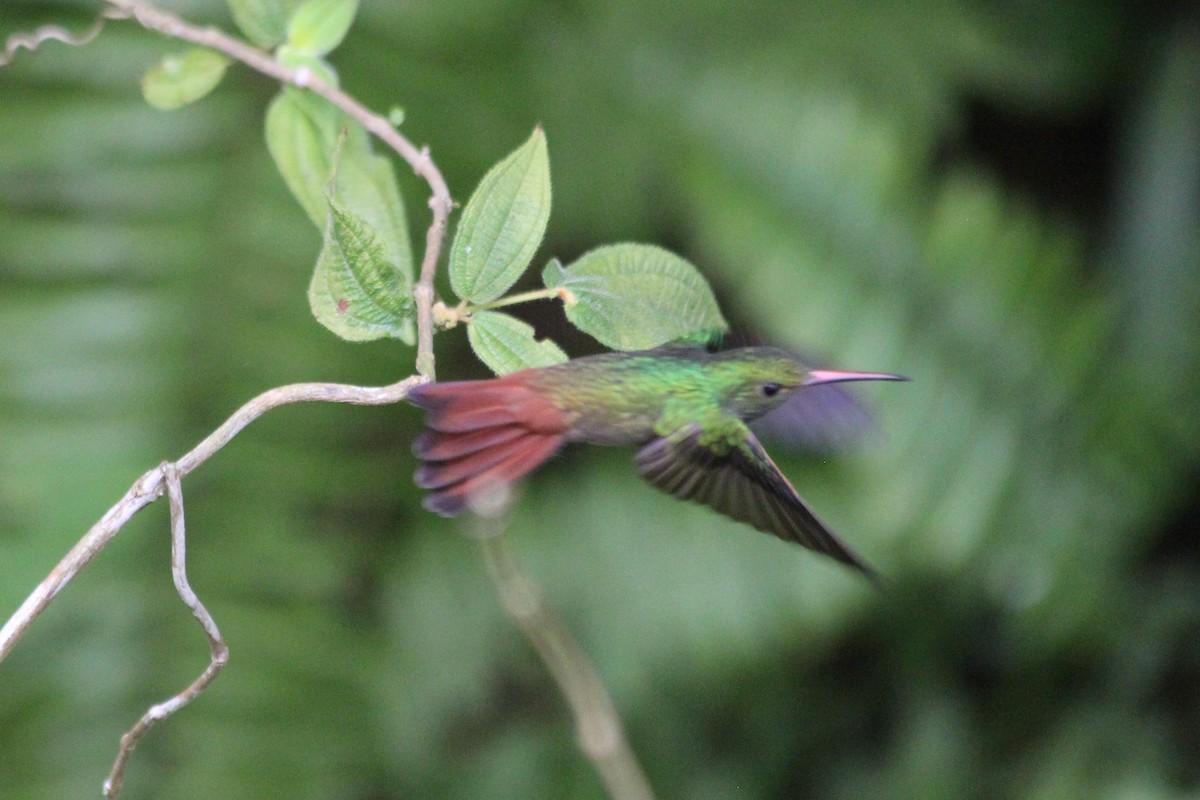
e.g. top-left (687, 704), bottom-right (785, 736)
top-left (711, 346), bottom-right (907, 422)
top-left (710, 347), bottom-right (811, 421)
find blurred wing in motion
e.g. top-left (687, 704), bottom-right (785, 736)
top-left (634, 422), bottom-right (878, 579)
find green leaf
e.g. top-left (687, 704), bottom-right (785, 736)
top-left (466, 311), bottom-right (567, 375)
top-left (333, 150), bottom-right (415, 296)
top-left (227, 0), bottom-right (307, 48)
top-left (265, 89), bottom-right (342, 228)
top-left (266, 91), bottom-right (399, 239)
top-left (543, 244), bottom-right (728, 350)
top-left (265, 89), bottom-right (415, 341)
top-left (141, 49), bottom-right (229, 111)
top-left (308, 201), bottom-right (414, 342)
top-left (287, 0), bottom-right (359, 56)
top-left (450, 127), bottom-right (551, 302)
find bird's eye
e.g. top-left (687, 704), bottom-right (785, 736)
top-left (759, 382), bottom-right (781, 398)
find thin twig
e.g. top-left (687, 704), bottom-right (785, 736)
top-left (0, 376), bottom-right (423, 663)
top-left (100, 0), bottom-right (452, 378)
top-left (476, 521), bottom-right (657, 800)
top-left (103, 463), bottom-right (229, 798)
top-left (0, 6), bottom-right (127, 66)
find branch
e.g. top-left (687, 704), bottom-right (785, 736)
top-left (100, 0), bottom-right (451, 378)
top-left (0, 7), bottom-right (126, 66)
top-left (475, 517), bottom-right (657, 800)
top-left (103, 463), bottom-right (228, 799)
top-left (0, 376), bottom-right (424, 664)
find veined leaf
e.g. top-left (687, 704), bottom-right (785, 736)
top-left (308, 201), bottom-right (413, 342)
top-left (266, 88), bottom-right (414, 337)
top-left (543, 244), bottom-right (728, 350)
top-left (467, 310), bottom-right (567, 375)
top-left (265, 89), bottom-right (339, 228)
top-left (287, 0), bottom-right (360, 56)
top-left (332, 147), bottom-right (414, 288)
top-left (265, 90), bottom-right (410, 265)
top-left (265, 88), bottom-right (347, 229)
top-left (450, 127), bottom-right (551, 302)
top-left (227, 0), bottom-right (307, 48)
top-left (141, 49), bottom-right (229, 111)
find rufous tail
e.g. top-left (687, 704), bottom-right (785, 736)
top-left (409, 378), bottom-right (568, 515)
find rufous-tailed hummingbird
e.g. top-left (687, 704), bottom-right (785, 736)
top-left (409, 344), bottom-right (905, 578)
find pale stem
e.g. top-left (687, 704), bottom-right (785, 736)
top-left (475, 520), bottom-right (657, 800)
top-left (469, 286), bottom-right (566, 313)
top-left (0, 6), bottom-right (123, 66)
top-left (0, 377), bottom-right (424, 664)
top-left (103, 463), bottom-right (229, 799)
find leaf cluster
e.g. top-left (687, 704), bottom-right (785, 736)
top-left (143, 0), bottom-right (731, 370)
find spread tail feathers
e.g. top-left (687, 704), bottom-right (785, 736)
top-left (409, 379), bottom-right (568, 515)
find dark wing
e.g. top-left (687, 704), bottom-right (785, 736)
top-left (634, 423), bottom-right (878, 580)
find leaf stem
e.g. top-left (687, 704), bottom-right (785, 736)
top-left (468, 286), bottom-right (566, 313)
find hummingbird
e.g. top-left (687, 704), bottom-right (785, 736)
top-left (409, 344), bottom-right (905, 578)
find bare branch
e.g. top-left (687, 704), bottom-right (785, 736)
top-left (103, 463), bottom-right (228, 799)
top-left (0, 467), bottom-right (164, 661)
top-left (475, 520), bottom-right (657, 800)
top-left (0, 7), bottom-right (127, 67)
top-left (101, 0), bottom-right (452, 379)
top-left (0, 376), bottom-right (424, 664)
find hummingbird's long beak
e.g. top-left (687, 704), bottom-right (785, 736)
top-left (804, 369), bottom-right (909, 387)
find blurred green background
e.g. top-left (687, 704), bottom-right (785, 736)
top-left (2, 1), bottom-right (1199, 797)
